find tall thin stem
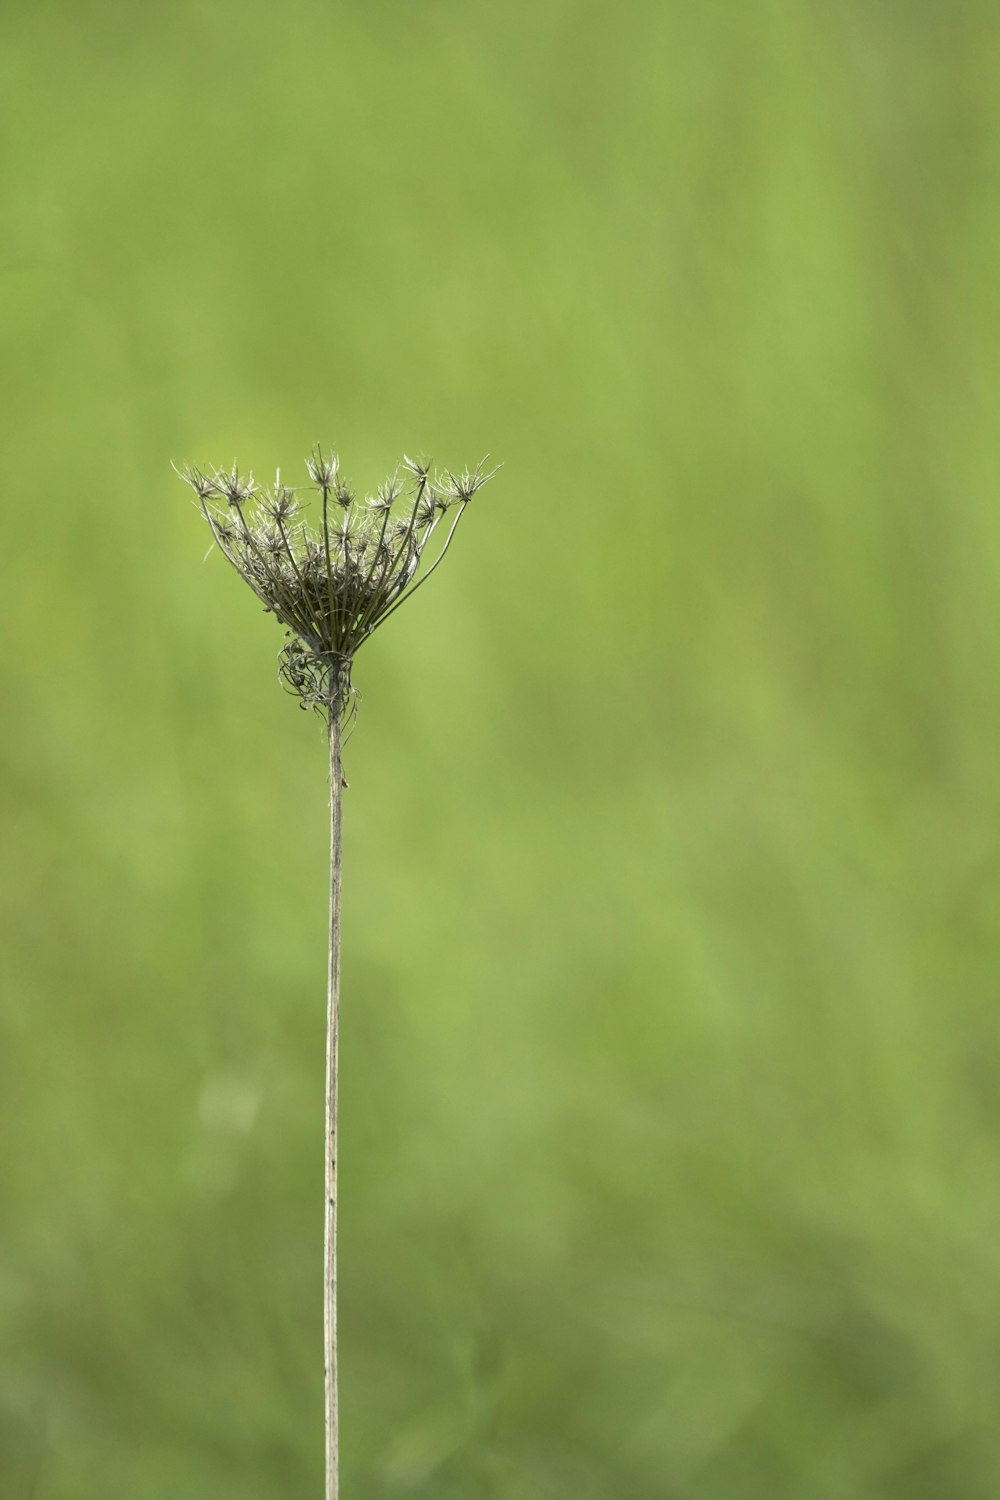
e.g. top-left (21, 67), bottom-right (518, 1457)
top-left (325, 708), bottom-right (343, 1500)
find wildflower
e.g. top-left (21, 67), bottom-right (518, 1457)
top-left (178, 445), bottom-right (497, 719)
top-left (179, 439), bottom-right (496, 1500)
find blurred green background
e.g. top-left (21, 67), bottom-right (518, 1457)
top-left (2, 1), bottom-right (1000, 1495)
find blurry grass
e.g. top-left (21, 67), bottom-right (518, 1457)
top-left (2, 0), bottom-right (1000, 1496)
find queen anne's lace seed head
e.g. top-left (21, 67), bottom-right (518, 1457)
top-left (178, 447), bottom-right (497, 721)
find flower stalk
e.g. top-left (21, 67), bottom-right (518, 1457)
top-left (325, 708), bottom-right (342, 1500)
top-left (178, 446), bottom-right (496, 1500)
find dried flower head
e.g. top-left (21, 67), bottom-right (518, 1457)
top-left (177, 448), bottom-right (497, 719)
